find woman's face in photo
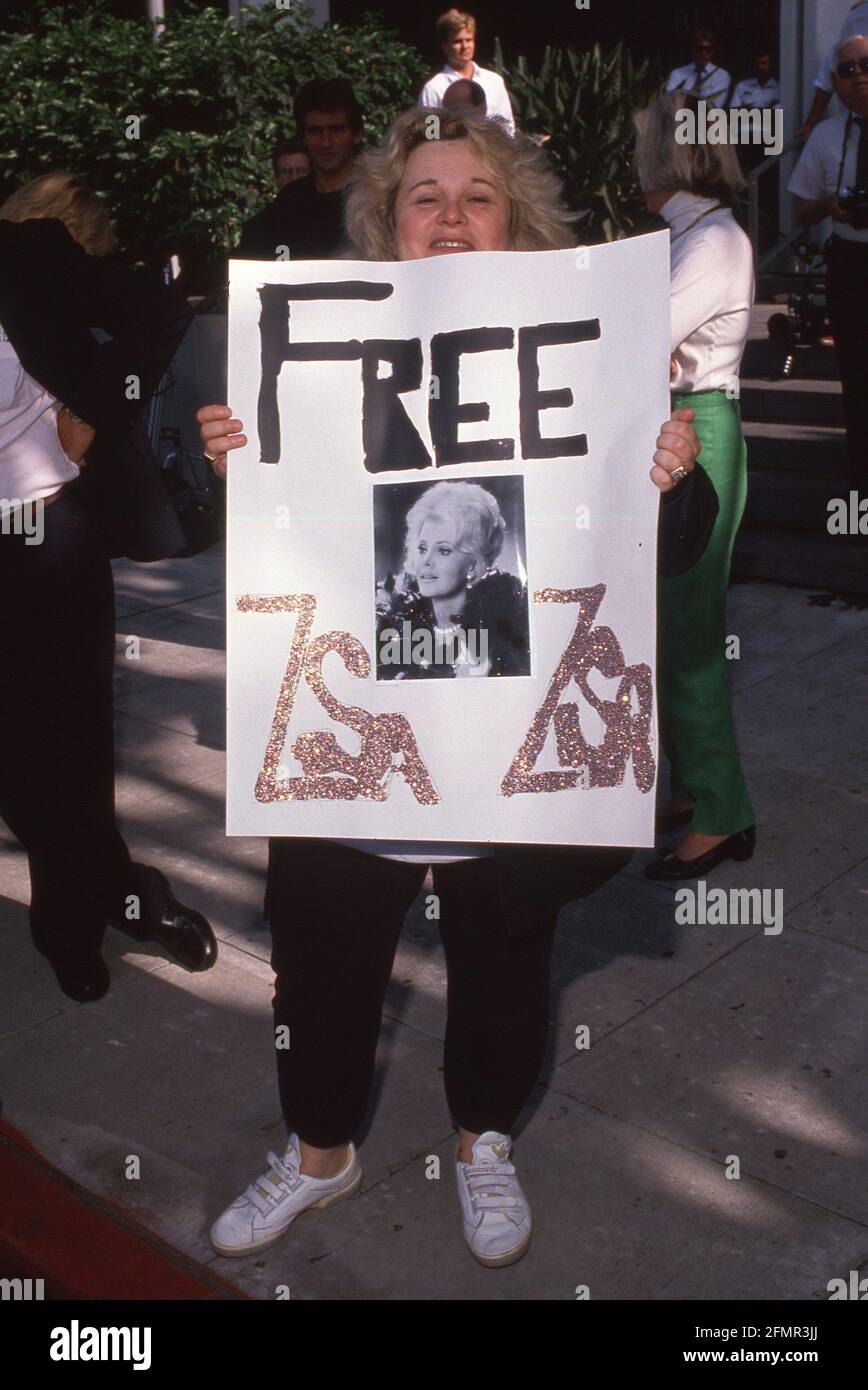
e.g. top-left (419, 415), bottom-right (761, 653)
top-left (413, 520), bottom-right (474, 599)
top-left (394, 140), bottom-right (512, 260)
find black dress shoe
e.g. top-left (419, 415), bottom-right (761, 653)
top-left (645, 826), bottom-right (756, 881)
top-left (32, 938), bottom-right (110, 1003)
top-left (110, 866), bottom-right (218, 972)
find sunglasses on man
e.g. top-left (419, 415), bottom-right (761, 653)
top-left (836, 57), bottom-right (868, 79)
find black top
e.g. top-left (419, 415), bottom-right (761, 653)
top-left (0, 217), bottom-right (191, 561)
top-left (236, 177), bottom-right (347, 261)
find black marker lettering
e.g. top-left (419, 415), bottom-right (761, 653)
top-left (429, 327), bottom-right (515, 466)
top-left (361, 339), bottom-right (430, 472)
top-left (518, 320), bottom-right (600, 459)
top-left (257, 281), bottom-right (393, 463)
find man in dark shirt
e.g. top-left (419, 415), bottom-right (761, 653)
top-left (238, 79), bottom-right (363, 261)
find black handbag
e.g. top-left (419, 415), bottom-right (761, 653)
top-left (157, 427), bottom-right (223, 558)
top-left (145, 360), bottom-right (223, 558)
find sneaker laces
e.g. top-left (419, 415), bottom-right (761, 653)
top-left (245, 1145), bottom-right (304, 1215)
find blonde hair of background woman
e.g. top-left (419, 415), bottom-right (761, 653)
top-left (633, 92), bottom-right (746, 203)
top-left (345, 107), bottom-right (577, 261)
top-left (0, 171), bottom-right (117, 256)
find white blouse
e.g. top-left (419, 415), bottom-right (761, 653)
top-left (0, 327), bottom-right (79, 502)
top-left (661, 191), bottom-right (755, 395)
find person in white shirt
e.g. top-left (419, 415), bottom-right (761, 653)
top-left (730, 49), bottom-right (782, 110)
top-left (730, 48), bottom-right (783, 184)
top-left (419, 7), bottom-right (515, 136)
top-left (789, 34), bottom-right (868, 488)
top-left (665, 29), bottom-right (732, 109)
top-left (634, 91), bottom-right (756, 884)
top-left (797, 1), bottom-right (868, 138)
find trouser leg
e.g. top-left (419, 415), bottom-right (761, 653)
top-left (0, 490), bottom-right (132, 963)
top-left (658, 394), bottom-right (754, 835)
top-left (434, 857), bottom-right (558, 1137)
top-left (266, 838), bottom-right (426, 1148)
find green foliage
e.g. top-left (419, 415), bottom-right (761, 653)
top-left (0, 0), bottom-right (426, 288)
top-left (493, 39), bottom-right (662, 242)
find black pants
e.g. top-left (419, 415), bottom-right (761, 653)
top-left (266, 838), bottom-right (630, 1147)
top-left (826, 237), bottom-right (868, 490)
top-left (0, 486), bottom-right (133, 964)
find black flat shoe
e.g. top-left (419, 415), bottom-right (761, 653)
top-left (645, 826), bottom-right (756, 882)
top-left (110, 865), bottom-right (218, 973)
top-left (32, 939), bottom-right (110, 1003)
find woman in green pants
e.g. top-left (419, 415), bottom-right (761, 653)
top-left (635, 92), bottom-right (756, 880)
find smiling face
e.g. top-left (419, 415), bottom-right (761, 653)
top-left (302, 109), bottom-right (360, 180)
top-left (394, 140), bottom-right (512, 260)
top-left (414, 519), bottom-right (474, 599)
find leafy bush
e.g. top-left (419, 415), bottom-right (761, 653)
top-left (493, 39), bottom-right (662, 242)
top-left (0, 0), bottom-right (427, 289)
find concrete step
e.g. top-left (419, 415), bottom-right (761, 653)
top-left (732, 526), bottom-right (868, 595)
top-left (741, 339), bottom-right (839, 381)
top-left (740, 377), bottom-right (844, 428)
top-left (742, 471), bottom-right (860, 534)
top-left (743, 421), bottom-right (849, 476)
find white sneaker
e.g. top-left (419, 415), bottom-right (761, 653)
top-left (210, 1135), bottom-right (362, 1257)
top-left (455, 1131), bottom-right (532, 1267)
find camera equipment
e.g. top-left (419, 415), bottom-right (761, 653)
top-left (839, 185), bottom-right (868, 230)
top-left (766, 244), bottom-right (830, 379)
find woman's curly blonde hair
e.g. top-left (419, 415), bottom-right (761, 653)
top-left (0, 171), bottom-right (117, 256)
top-left (345, 107), bottom-right (577, 261)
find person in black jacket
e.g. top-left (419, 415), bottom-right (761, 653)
top-left (0, 173), bottom-right (217, 1003)
top-left (236, 79), bottom-right (363, 262)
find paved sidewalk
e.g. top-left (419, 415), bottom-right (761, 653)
top-left (1, 546), bottom-right (866, 1300)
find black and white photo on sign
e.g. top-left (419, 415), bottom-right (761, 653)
top-left (373, 474), bottom-right (530, 681)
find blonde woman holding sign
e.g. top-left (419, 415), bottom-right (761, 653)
top-left (198, 108), bottom-right (709, 1271)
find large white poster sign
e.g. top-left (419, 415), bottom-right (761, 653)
top-left (227, 235), bottom-right (670, 846)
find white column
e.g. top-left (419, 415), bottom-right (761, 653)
top-left (778, 0), bottom-right (853, 236)
top-left (802, 0), bottom-right (854, 114)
